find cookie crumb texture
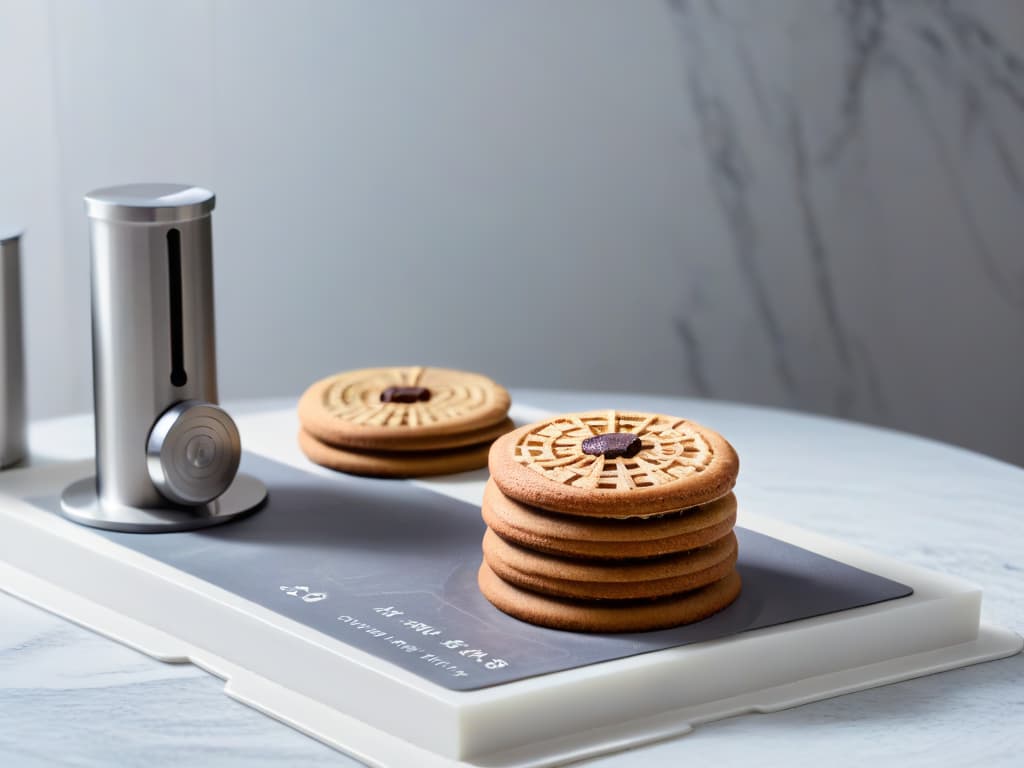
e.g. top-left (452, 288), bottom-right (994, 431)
top-left (517, 411), bottom-right (715, 488)
top-left (490, 410), bottom-right (739, 518)
top-left (480, 409), bottom-right (743, 632)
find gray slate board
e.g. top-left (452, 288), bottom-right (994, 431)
top-left (71, 454), bottom-right (912, 691)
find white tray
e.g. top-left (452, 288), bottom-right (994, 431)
top-left (0, 405), bottom-right (1019, 767)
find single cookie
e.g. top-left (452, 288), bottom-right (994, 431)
top-left (311, 416), bottom-right (515, 453)
top-left (298, 428), bottom-right (491, 478)
top-left (490, 411), bottom-right (739, 518)
top-left (481, 479), bottom-right (737, 560)
top-left (298, 366), bottom-right (511, 450)
top-left (478, 562), bottom-right (742, 633)
top-left (482, 528), bottom-right (737, 600)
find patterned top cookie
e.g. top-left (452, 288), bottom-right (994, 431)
top-left (298, 366), bottom-right (511, 449)
top-left (489, 410), bottom-right (739, 518)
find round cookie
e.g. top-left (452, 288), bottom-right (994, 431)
top-left (478, 562), bottom-right (742, 633)
top-left (482, 479), bottom-right (737, 560)
top-left (489, 410), bottom-right (739, 518)
top-left (298, 428), bottom-right (492, 478)
top-left (482, 528), bottom-right (737, 600)
top-left (299, 366), bottom-right (511, 450)
top-left (312, 416), bottom-right (513, 453)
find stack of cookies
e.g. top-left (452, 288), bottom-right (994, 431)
top-left (479, 410), bottom-right (742, 632)
top-left (297, 366), bottom-right (513, 477)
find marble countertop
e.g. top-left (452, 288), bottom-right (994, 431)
top-left (1, 390), bottom-right (1021, 767)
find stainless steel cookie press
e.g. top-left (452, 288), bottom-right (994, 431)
top-left (61, 184), bottom-right (266, 532)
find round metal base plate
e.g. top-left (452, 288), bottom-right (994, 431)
top-left (60, 473), bottom-right (267, 533)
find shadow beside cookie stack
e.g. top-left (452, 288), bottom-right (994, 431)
top-left (479, 410), bottom-right (742, 632)
top-left (298, 366), bottom-right (512, 477)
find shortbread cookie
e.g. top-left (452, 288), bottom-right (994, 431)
top-left (482, 529), bottom-right (737, 600)
top-left (481, 479), bottom-right (737, 560)
top-left (299, 366), bottom-right (511, 450)
top-left (478, 562), bottom-right (742, 633)
top-left (298, 428), bottom-right (491, 478)
top-left (490, 411), bottom-right (739, 518)
top-left (305, 416), bottom-right (513, 453)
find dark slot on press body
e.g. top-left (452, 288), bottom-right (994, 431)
top-left (167, 228), bottom-right (187, 387)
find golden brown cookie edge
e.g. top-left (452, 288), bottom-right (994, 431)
top-left (298, 428), bottom-right (491, 478)
top-left (478, 562), bottom-right (742, 633)
top-left (482, 527), bottom-right (738, 584)
top-left (481, 479), bottom-right (738, 558)
top-left (483, 535), bottom-right (738, 600)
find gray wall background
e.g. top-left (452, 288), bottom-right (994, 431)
top-left (1, 0), bottom-right (1022, 466)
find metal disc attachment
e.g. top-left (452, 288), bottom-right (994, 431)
top-left (147, 401), bottom-right (241, 506)
top-left (60, 473), bottom-right (267, 533)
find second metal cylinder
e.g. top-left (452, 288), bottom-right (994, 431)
top-left (0, 229), bottom-right (26, 468)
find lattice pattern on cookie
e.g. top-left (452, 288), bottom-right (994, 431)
top-left (513, 411), bottom-right (715, 490)
top-left (320, 367), bottom-right (495, 428)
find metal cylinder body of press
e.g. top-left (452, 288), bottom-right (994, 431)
top-left (86, 185), bottom-right (221, 509)
top-left (0, 229), bottom-right (27, 468)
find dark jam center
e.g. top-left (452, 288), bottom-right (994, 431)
top-left (380, 386), bottom-right (432, 403)
top-left (581, 432), bottom-right (643, 459)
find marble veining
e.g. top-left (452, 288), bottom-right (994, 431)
top-left (666, 0), bottom-right (1024, 462)
top-left (670, 0), bottom-right (803, 406)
